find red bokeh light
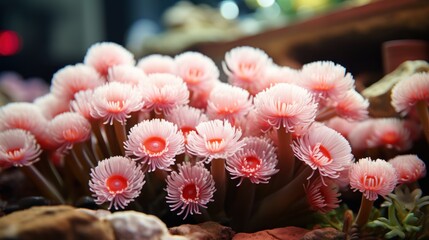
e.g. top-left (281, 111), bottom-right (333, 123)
top-left (0, 30), bottom-right (21, 56)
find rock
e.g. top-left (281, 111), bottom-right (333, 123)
top-left (103, 210), bottom-right (187, 240)
top-left (301, 227), bottom-right (345, 240)
top-left (170, 221), bottom-right (235, 240)
top-left (233, 226), bottom-right (309, 240)
top-left (0, 205), bottom-right (115, 240)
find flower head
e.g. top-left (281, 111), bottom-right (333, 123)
top-left (70, 90), bottom-right (94, 120)
top-left (292, 123), bottom-right (353, 182)
top-left (347, 120), bottom-right (374, 151)
top-left (107, 65), bottom-right (146, 86)
top-left (48, 112), bottom-right (92, 151)
top-left (33, 93), bottom-right (70, 120)
top-left (223, 46), bottom-right (272, 95)
top-left (299, 61), bottom-right (354, 102)
top-left (331, 89), bottom-right (369, 121)
top-left (253, 83), bottom-right (318, 133)
top-left (124, 119), bottom-right (185, 172)
top-left (206, 83), bottom-right (252, 124)
top-left (165, 162), bottom-right (215, 219)
top-left (226, 136), bottom-right (278, 185)
top-left (349, 157), bottom-right (398, 201)
top-left (258, 65), bottom-right (298, 93)
top-left (89, 156), bottom-right (145, 210)
top-left (0, 129), bottom-right (41, 167)
top-left (175, 51), bottom-right (219, 92)
top-left (137, 54), bottom-right (176, 74)
top-left (389, 154), bottom-right (426, 184)
top-left (51, 64), bottom-right (104, 101)
top-left (164, 105), bottom-right (208, 142)
top-left (391, 72), bottom-right (429, 115)
top-left (325, 117), bottom-right (357, 138)
top-left (367, 118), bottom-right (411, 151)
top-left (140, 73), bottom-right (189, 115)
top-left (84, 42), bottom-right (135, 77)
top-left (186, 119), bottom-right (244, 162)
top-left (305, 176), bottom-right (340, 213)
top-left (91, 82), bottom-right (144, 125)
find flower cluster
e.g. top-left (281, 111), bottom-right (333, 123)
top-left (0, 42), bottom-right (427, 234)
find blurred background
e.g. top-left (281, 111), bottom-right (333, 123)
top-left (0, 0), bottom-right (429, 86)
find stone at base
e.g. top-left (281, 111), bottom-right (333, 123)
top-left (232, 226), bottom-right (309, 240)
top-left (170, 221), bottom-right (235, 240)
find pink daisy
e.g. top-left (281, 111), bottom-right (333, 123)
top-left (186, 119), bottom-right (245, 162)
top-left (258, 65), bottom-right (298, 93)
top-left (165, 162), bottom-right (215, 219)
top-left (124, 118), bottom-right (185, 172)
top-left (253, 83), bottom-right (318, 133)
top-left (0, 102), bottom-right (47, 139)
top-left (174, 51), bottom-right (219, 92)
top-left (367, 118), bottom-right (412, 151)
top-left (206, 83), bottom-right (253, 124)
top-left (48, 112), bottom-right (92, 151)
top-left (139, 73), bottom-right (189, 115)
top-left (33, 93), bottom-right (70, 120)
top-left (164, 105), bottom-right (208, 141)
top-left (347, 120), bottom-right (374, 151)
top-left (349, 157), bottom-right (398, 201)
top-left (136, 54), bottom-right (176, 74)
top-left (331, 89), bottom-right (369, 121)
top-left (298, 61), bottom-right (354, 102)
top-left (89, 156), bottom-right (145, 210)
top-left (226, 136), bottom-right (278, 185)
top-left (91, 82), bottom-right (144, 125)
top-left (388, 154), bottom-right (426, 184)
top-left (292, 123), bottom-right (354, 181)
top-left (223, 46), bottom-right (272, 95)
top-left (188, 79), bottom-right (220, 110)
top-left (70, 90), bottom-right (94, 120)
top-left (0, 129), bottom-right (41, 167)
top-left (391, 72), bottom-right (429, 115)
top-left (107, 65), bottom-right (146, 86)
top-left (305, 176), bottom-right (340, 213)
top-left (51, 64), bottom-right (104, 101)
top-left (84, 42), bottom-right (135, 77)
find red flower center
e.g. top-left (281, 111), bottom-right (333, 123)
top-left (381, 131), bottom-right (399, 145)
top-left (180, 126), bottom-right (195, 137)
top-left (186, 68), bottom-right (203, 84)
top-left (108, 100), bottom-right (125, 113)
top-left (106, 175), bottom-right (128, 193)
top-left (311, 144), bottom-right (333, 166)
top-left (206, 138), bottom-right (224, 152)
top-left (143, 136), bottom-right (166, 154)
top-left (362, 175), bottom-right (379, 190)
top-left (243, 156), bottom-right (261, 170)
top-left (63, 128), bottom-right (80, 142)
top-left (182, 183), bottom-right (198, 201)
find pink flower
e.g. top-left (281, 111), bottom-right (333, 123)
top-left (389, 154), bottom-right (426, 184)
top-left (299, 61), bottom-right (354, 102)
top-left (164, 105), bottom-right (208, 141)
top-left (367, 118), bottom-right (411, 151)
top-left (124, 119), bottom-right (185, 172)
top-left (175, 51), bottom-right (219, 92)
top-left (89, 156), bottom-right (145, 210)
top-left (91, 82), bottom-right (144, 125)
top-left (349, 157), bottom-right (398, 201)
top-left (223, 46), bottom-right (272, 95)
top-left (48, 112), bottom-right (92, 151)
top-left (391, 72), bottom-right (429, 115)
top-left (70, 90), bottom-right (94, 120)
top-left (206, 83), bottom-right (253, 124)
top-left (165, 162), bottom-right (215, 219)
top-left (137, 54), bottom-right (176, 74)
top-left (253, 83), bottom-right (318, 133)
top-left (33, 93), bottom-right (70, 120)
top-left (331, 89), bottom-right (369, 121)
top-left (347, 120), bottom-right (374, 151)
top-left (139, 73), bottom-right (189, 115)
top-left (186, 119), bottom-right (245, 162)
top-left (292, 123), bottom-right (353, 181)
top-left (84, 42), bottom-right (135, 77)
top-left (188, 79), bottom-right (219, 110)
top-left (51, 64), bottom-right (104, 101)
top-left (0, 102), bottom-right (47, 139)
top-left (258, 65), bottom-right (298, 93)
top-left (107, 65), bottom-right (146, 86)
top-left (305, 176), bottom-right (340, 213)
top-left (226, 136), bottom-right (278, 185)
top-left (0, 129), bottom-right (41, 167)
